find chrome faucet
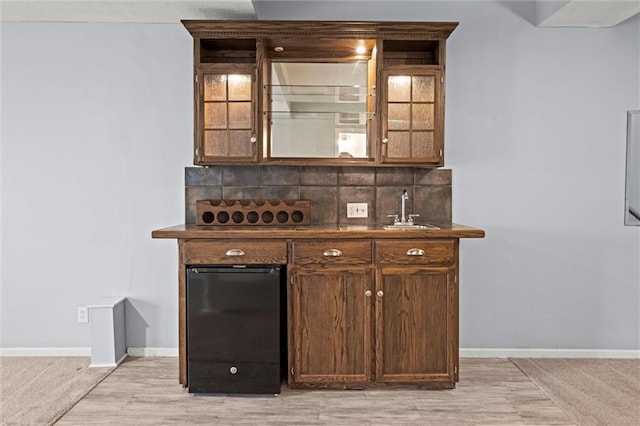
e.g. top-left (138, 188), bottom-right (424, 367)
top-left (401, 189), bottom-right (408, 224)
top-left (387, 189), bottom-right (419, 226)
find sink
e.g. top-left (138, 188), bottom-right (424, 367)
top-left (382, 223), bottom-right (440, 230)
top-left (383, 190), bottom-right (440, 231)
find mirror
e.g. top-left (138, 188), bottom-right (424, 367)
top-left (625, 110), bottom-right (640, 225)
top-left (267, 62), bottom-right (374, 159)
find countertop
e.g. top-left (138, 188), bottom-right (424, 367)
top-left (151, 223), bottom-right (485, 239)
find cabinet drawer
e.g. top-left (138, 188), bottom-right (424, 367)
top-left (293, 241), bottom-right (372, 266)
top-left (183, 240), bottom-right (287, 265)
top-left (376, 240), bottom-right (455, 266)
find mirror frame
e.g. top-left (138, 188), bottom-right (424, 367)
top-left (625, 110), bottom-right (640, 226)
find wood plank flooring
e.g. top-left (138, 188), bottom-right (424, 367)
top-left (56, 357), bottom-right (576, 425)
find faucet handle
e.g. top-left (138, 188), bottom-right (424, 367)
top-left (386, 214), bottom-right (399, 224)
top-left (407, 213), bottom-right (420, 224)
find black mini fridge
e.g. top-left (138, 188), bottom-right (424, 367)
top-left (187, 266), bottom-right (282, 394)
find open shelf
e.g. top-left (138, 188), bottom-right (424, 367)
top-left (266, 84), bottom-right (374, 119)
top-left (267, 111), bottom-right (372, 120)
top-left (200, 39), bottom-right (257, 64)
top-left (267, 84), bottom-right (373, 103)
top-left (383, 40), bottom-right (440, 66)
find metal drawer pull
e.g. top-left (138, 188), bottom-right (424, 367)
top-left (365, 290), bottom-right (372, 297)
top-left (225, 249), bottom-right (246, 257)
top-left (230, 366), bottom-right (238, 374)
top-left (406, 248), bottom-right (425, 256)
top-left (323, 249), bottom-right (343, 257)
top-left (377, 290), bottom-right (384, 298)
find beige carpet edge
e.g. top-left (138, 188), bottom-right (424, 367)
top-left (510, 358), bottom-right (640, 426)
top-left (48, 365), bottom-right (116, 425)
top-left (0, 357), bottom-right (115, 426)
top-left (508, 358), bottom-right (579, 425)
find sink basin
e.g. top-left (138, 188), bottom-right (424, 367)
top-left (382, 224), bottom-right (440, 230)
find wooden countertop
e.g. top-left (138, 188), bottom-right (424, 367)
top-left (151, 223), bottom-right (485, 239)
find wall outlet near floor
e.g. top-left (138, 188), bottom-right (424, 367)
top-left (77, 306), bottom-right (88, 323)
top-left (347, 202), bottom-right (368, 218)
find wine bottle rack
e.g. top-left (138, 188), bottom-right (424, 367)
top-left (196, 199), bottom-right (311, 226)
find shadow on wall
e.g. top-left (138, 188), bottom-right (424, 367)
top-left (125, 299), bottom-right (148, 349)
top-left (498, 0), bottom-right (538, 26)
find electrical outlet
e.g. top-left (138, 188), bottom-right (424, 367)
top-left (77, 307), bottom-right (88, 323)
top-left (347, 202), bottom-right (368, 218)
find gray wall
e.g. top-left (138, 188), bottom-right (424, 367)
top-left (1, 23), bottom-right (192, 348)
top-left (2, 1), bottom-right (639, 351)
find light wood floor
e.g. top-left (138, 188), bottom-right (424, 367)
top-left (56, 357), bottom-right (581, 425)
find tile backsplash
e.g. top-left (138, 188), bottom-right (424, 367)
top-left (185, 166), bottom-right (452, 226)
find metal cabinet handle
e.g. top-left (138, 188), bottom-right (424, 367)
top-left (323, 249), bottom-right (343, 257)
top-left (381, 138), bottom-right (388, 144)
top-left (230, 366), bottom-right (238, 374)
top-left (250, 136), bottom-right (257, 143)
top-left (377, 290), bottom-right (384, 298)
top-left (406, 248), bottom-right (425, 256)
top-left (225, 249), bottom-right (246, 257)
top-left (365, 290), bottom-right (372, 297)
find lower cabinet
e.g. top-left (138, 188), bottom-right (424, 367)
top-left (290, 240), bottom-right (373, 387)
top-left (291, 270), bottom-right (373, 386)
top-left (376, 267), bottom-right (456, 386)
top-left (155, 224), bottom-right (483, 389)
top-left (289, 238), bottom-right (458, 389)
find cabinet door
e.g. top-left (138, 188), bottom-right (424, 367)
top-left (291, 269), bottom-right (373, 387)
top-left (375, 266), bottom-right (455, 385)
top-left (196, 64), bottom-right (257, 164)
top-left (380, 69), bottom-right (443, 165)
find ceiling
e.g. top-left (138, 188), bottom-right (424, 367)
top-left (0, 1), bottom-right (257, 22)
top-left (537, 0), bottom-right (640, 27)
top-left (0, 0), bottom-right (638, 27)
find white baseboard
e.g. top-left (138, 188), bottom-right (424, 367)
top-left (126, 347), bottom-right (179, 357)
top-left (0, 347), bottom-right (91, 357)
top-left (0, 347), bottom-right (178, 357)
top-left (2, 347), bottom-right (638, 359)
top-left (460, 348), bottom-right (640, 359)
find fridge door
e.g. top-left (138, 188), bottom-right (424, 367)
top-left (187, 266), bottom-right (281, 394)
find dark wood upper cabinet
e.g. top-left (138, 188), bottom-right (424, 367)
top-left (182, 20), bottom-right (457, 167)
top-left (380, 69), bottom-right (443, 164)
top-left (195, 63), bottom-right (257, 163)
top-left (193, 38), bottom-right (259, 164)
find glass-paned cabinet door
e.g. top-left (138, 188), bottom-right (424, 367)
top-left (196, 64), bottom-right (257, 164)
top-left (380, 70), bottom-right (442, 165)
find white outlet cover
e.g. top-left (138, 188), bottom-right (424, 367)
top-left (77, 307), bottom-right (88, 323)
top-left (347, 202), bottom-right (368, 218)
